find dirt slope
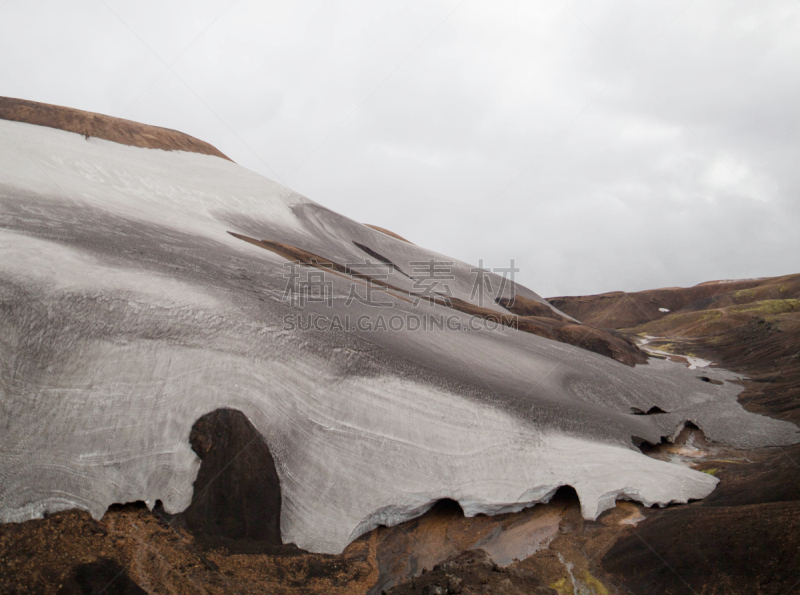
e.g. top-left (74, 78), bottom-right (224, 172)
top-left (550, 273), bottom-right (800, 593)
top-left (0, 96), bottom-right (231, 160)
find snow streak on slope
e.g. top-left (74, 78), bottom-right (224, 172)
top-left (0, 119), bottom-right (797, 554)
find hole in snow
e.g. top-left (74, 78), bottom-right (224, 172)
top-left (181, 408), bottom-right (283, 551)
top-left (549, 485), bottom-right (580, 506)
top-left (428, 498), bottom-right (465, 518)
top-left (630, 406), bottom-right (668, 415)
top-left (635, 421), bottom-right (710, 459)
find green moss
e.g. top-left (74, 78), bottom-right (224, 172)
top-left (732, 288), bottom-right (759, 303)
top-left (580, 571), bottom-right (611, 595)
top-left (549, 572), bottom-right (610, 595)
top-left (635, 309), bottom-right (723, 335)
top-left (701, 468), bottom-right (718, 476)
top-left (647, 341), bottom-right (678, 352)
top-left (550, 577), bottom-right (572, 595)
top-left (727, 299), bottom-right (800, 317)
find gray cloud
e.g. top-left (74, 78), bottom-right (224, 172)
top-left (1, 0), bottom-right (798, 297)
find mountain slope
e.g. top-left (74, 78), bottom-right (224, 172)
top-left (549, 274), bottom-right (800, 594)
top-left (0, 99), bottom-right (798, 593)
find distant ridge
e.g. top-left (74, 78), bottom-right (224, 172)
top-left (0, 96), bottom-right (231, 161)
top-left (548, 273), bottom-right (799, 329)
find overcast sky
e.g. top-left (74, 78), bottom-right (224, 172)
top-left (1, 0), bottom-right (798, 297)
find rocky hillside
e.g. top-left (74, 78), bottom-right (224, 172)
top-left (1, 99), bottom-right (798, 594)
top-left (548, 273), bottom-right (800, 594)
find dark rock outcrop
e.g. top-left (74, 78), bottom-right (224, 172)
top-left (603, 495), bottom-right (800, 595)
top-left (180, 408), bottom-right (283, 551)
top-left (57, 558), bottom-right (146, 595)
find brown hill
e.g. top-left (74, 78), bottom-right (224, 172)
top-left (0, 96), bottom-right (231, 160)
top-left (547, 276), bottom-right (792, 330)
top-left (547, 273), bottom-right (800, 594)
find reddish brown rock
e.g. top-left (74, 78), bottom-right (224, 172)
top-left (0, 96), bottom-right (231, 160)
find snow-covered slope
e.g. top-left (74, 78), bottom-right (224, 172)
top-left (1, 118), bottom-right (797, 554)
